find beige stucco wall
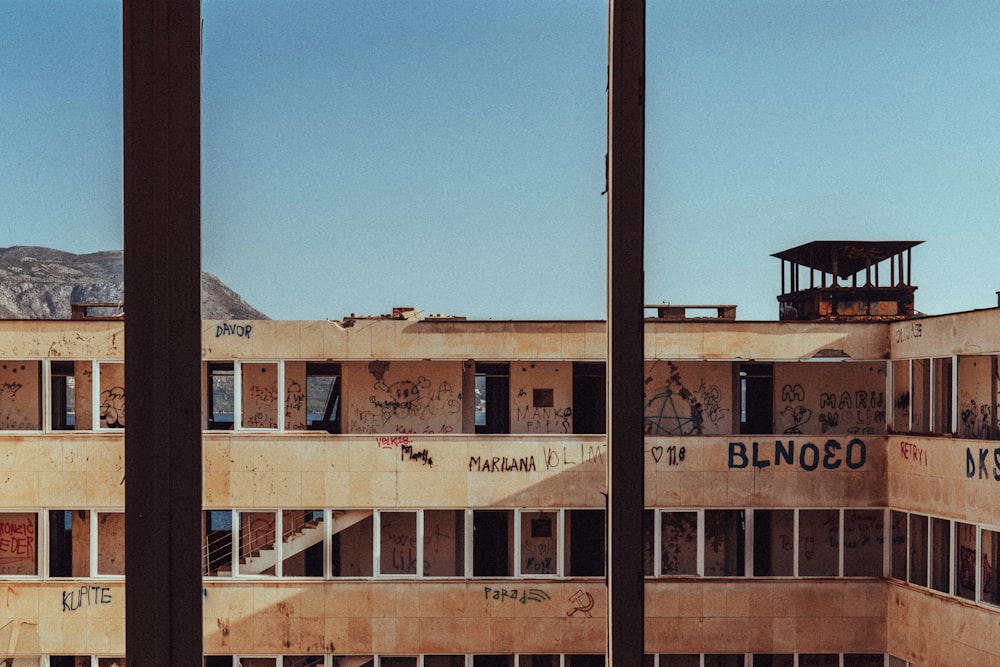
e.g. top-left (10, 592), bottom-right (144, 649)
top-left (509, 362), bottom-right (574, 435)
top-left (887, 584), bottom-right (1000, 665)
top-left (887, 435), bottom-right (1000, 525)
top-left (202, 580), bottom-right (606, 655)
top-left (646, 435), bottom-right (886, 509)
top-left (646, 580), bottom-right (887, 654)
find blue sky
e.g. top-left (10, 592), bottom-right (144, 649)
top-left (3, 1), bottom-right (999, 321)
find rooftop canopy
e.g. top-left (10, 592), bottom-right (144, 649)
top-left (772, 240), bottom-right (923, 280)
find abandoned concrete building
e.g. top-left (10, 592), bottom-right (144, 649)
top-left (0, 241), bottom-right (997, 666)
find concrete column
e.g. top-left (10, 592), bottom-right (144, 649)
top-left (607, 0), bottom-right (645, 664)
top-left (123, 1), bottom-right (203, 663)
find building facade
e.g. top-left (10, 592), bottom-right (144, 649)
top-left (0, 296), bottom-right (998, 665)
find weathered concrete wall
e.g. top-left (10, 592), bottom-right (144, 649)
top-left (0, 361), bottom-right (41, 430)
top-left (202, 580), bottom-right (606, 655)
top-left (0, 581), bottom-right (124, 655)
top-left (342, 360), bottom-right (463, 435)
top-left (773, 361), bottom-right (887, 436)
top-left (646, 435), bottom-right (885, 508)
top-left (509, 362), bottom-right (573, 435)
top-left (887, 584), bottom-right (1000, 664)
top-left (887, 435), bottom-right (999, 525)
top-left (643, 361), bottom-right (734, 436)
top-left (646, 580), bottom-right (887, 654)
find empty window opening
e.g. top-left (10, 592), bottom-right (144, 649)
top-left (843, 509), bottom-right (883, 577)
top-left (203, 510), bottom-right (233, 577)
top-left (423, 510), bottom-right (465, 577)
top-left (520, 511), bottom-right (558, 576)
top-left (473, 510), bottom-right (513, 576)
top-left (331, 510), bottom-right (374, 577)
top-left (704, 510), bottom-right (745, 577)
top-left (798, 509), bottom-right (839, 577)
top-left (207, 362), bottom-right (234, 430)
top-left (306, 362), bottom-right (340, 433)
top-left (48, 510), bottom-right (90, 577)
top-left (572, 362), bottom-right (606, 434)
top-left (908, 514), bottom-right (929, 587)
top-left (475, 363), bottom-right (510, 434)
top-left (50, 361), bottom-right (77, 430)
top-left (752, 509), bottom-right (794, 577)
top-left (567, 509), bottom-right (605, 577)
top-left (739, 363), bottom-right (773, 435)
top-left (281, 509), bottom-right (325, 577)
top-left (930, 516), bottom-right (951, 593)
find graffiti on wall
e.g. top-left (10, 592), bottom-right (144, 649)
top-left (0, 516), bottom-right (35, 575)
top-left (778, 382), bottom-right (885, 435)
top-left (352, 361), bottom-right (461, 433)
top-left (100, 386), bottom-right (125, 428)
top-left (966, 447), bottom-right (1000, 481)
top-left (644, 361), bottom-right (729, 435)
top-left (728, 438), bottom-right (868, 471)
top-left (960, 400), bottom-right (994, 440)
top-left (62, 585), bottom-right (113, 612)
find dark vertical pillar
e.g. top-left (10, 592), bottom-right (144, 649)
top-left (123, 1), bottom-right (203, 664)
top-left (607, 0), bottom-right (645, 665)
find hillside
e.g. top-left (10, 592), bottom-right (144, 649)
top-left (0, 246), bottom-right (267, 320)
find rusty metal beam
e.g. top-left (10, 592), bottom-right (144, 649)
top-left (123, 0), bottom-right (203, 663)
top-left (607, 0), bottom-right (645, 664)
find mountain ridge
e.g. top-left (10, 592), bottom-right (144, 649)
top-left (0, 246), bottom-right (268, 320)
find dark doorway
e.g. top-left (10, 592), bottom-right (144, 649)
top-left (740, 363), bottom-right (773, 434)
top-left (572, 362), bottom-right (606, 434)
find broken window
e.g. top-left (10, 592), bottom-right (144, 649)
top-left (305, 362), bottom-right (340, 433)
top-left (566, 509), bottom-right (605, 577)
top-left (842, 656), bottom-right (884, 667)
top-left (703, 656), bottom-right (744, 667)
top-left (642, 509), bottom-right (655, 576)
top-left (97, 362), bottom-right (125, 429)
top-left (752, 656), bottom-right (794, 667)
top-left (519, 657), bottom-right (559, 667)
top-left (704, 510), bottom-right (745, 577)
top-left (203, 510), bottom-right (234, 577)
top-left (798, 509), bottom-right (839, 576)
top-left (842, 509), bottom-right (884, 577)
top-left (207, 362), bottom-right (235, 429)
top-left (475, 363), bottom-right (510, 434)
top-left (565, 657), bottom-right (606, 667)
top-left (932, 357), bottom-right (954, 433)
top-left (423, 510), bottom-right (465, 577)
top-left (889, 511), bottom-right (908, 580)
top-left (379, 511), bottom-right (419, 576)
top-left (955, 522), bottom-right (977, 601)
top-left (331, 658), bottom-right (373, 667)
top-left (0, 511), bottom-right (37, 575)
top-left (331, 510), bottom-right (374, 577)
top-left (752, 509), bottom-right (794, 577)
top-left (984, 529), bottom-right (1000, 606)
top-left (910, 359), bottom-right (931, 432)
top-left (379, 659), bottom-right (418, 667)
top-left (49, 510), bottom-right (90, 577)
top-left (661, 511), bottom-right (698, 576)
top-left (658, 657), bottom-right (700, 667)
top-left (740, 363), bottom-right (773, 435)
top-left (930, 516), bottom-right (951, 593)
top-left (908, 514), bottom-right (929, 587)
top-left (472, 657), bottom-right (513, 667)
top-left (241, 362), bottom-right (279, 429)
top-left (50, 360), bottom-right (77, 430)
top-left (0, 360), bottom-right (41, 430)
top-left (473, 510), bottom-right (513, 577)
top-left (520, 510), bottom-right (558, 576)
top-left (798, 657), bottom-right (839, 667)
top-left (239, 511), bottom-right (277, 576)
top-left (424, 657), bottom-right (466, 667)
top-left (280, 509), bottom-right (325, 577)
